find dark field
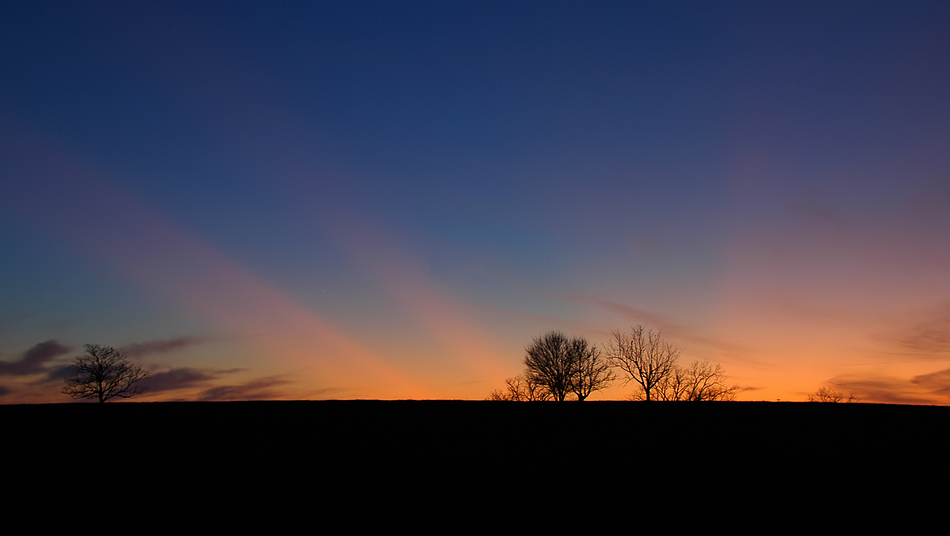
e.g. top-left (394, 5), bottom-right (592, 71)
top-left (5, 401), bottom-right (944, 524)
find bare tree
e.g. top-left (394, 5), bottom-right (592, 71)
top-left (604, 326), bottom-right (679, 401)
top-left (656, 360), bottom-right (740, 401)
top-left (518, 331), bottom-right (612, 401)
top-left (62, 344), bottom-right (149, 403)
top-left (524, 331), bottom-right (576, 401)
top-left (567, 337), bottom-right (614, 401)
top-left (488, 373), bottom-right (552, 401)
top-left (652, 363), bottom-right (690, 401)
top-left (807, 386), bottom-right (859, 403)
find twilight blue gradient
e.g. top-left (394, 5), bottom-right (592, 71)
top-left (2, 2), bottom-right (950, 403)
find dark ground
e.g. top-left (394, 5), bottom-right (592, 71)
top-left (4, 401), bottom-right (944, 527)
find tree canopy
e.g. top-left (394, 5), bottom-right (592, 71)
top-left (603, 326), bottom-right (679, 402)
top-left (62, 344), bottom-right (149, 403)
top-left (519, 331), bottom-right (613, 401)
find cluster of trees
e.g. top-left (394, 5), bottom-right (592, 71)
top-left (489, 331), bottom-right (614, 402)
top-left (807, 386), bottom-right (859, 403)
top-left (491, 325), bottom-right (739, 402)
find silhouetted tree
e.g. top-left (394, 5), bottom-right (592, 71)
top-left (524, 331), bottom-right (576, 401)
top-left (655, 360), bottom-right (740, 401)
top-left (567, 337), bottom-right (614, 401)
top-left (62, 344), bottom-right (149, 403)
top-left (488, 373), bottom-right (552, 401)
top-left (807, 386), bottom-right (859, 403)
top-left (604, 326), bottom-right (679, 401)
top-left (517, 331), bottom-right (613, 402)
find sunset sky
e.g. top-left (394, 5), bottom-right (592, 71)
top-left (2, 1), bottom-right (949, 404)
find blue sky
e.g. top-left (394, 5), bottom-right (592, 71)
top-left (2, 1), bottom-right (950, 403)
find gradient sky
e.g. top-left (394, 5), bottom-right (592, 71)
top-left (2, 1), bottom-right (949, 404)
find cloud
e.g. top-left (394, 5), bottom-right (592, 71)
top-left (306, 387), bottom-right (348, 398)
top-left (120, 336), bottom-right (207, 358)
top-left (197, 376), bottom-right (293, 401)
top-left (899, 305), bottom-right (950, 355)
top-left (0, 307), bottom-right (51, 333)
top-left (43, 365), bottom-right (76, 382)
top-left (571, 296), bottom-right (753, 359)
top-left (135, 366), bottom-right (249, 394)
top-left (828, 374), bottom-right (944, 405)
top-left (138, 367), bottom-right (232, 393)
top-left (579, 297), bottom-right (683, 333)
top-left (910, 368), bottom-right (950, 397)
top-left (871, 302), bottom-right (950, 360)
top-left (0, 340), bottom-right (72, 376)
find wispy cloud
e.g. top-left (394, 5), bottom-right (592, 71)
top-left (120, 336), bottom-right (207, 358)
top-left (875, 302), bottom-right (950, 359)
top-left (572, 297), bottom-right (684, 334)
top-left (0, 340), bottom-right (72, 376)
top-left (42, 364), bottom-right (76, 382)
top-left (301, 386), bottom-right (348, 399)
top-left (568, 296), bottom-right (753, 361)
top-left (899, 303), bottom-right (950, 355)
top-left (197, 375), bottom-right (293, 401)
top-left (0, 307), bottom-right (52, 334)
top-left (828, 374), bottom-right (946, 405)
top-left (910, 368), bottom-right (950, 397)
top-left (138, 367), bottom-right (241, 393)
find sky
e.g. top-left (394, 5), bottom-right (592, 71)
top-left (2, 1), bottom-right (949, 404)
